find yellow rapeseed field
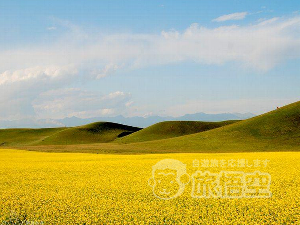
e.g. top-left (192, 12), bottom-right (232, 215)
top-left (0, 149), bottom-right (299, 224)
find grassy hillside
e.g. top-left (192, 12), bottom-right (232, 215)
top-left (118, 120), bottom-right (238, 143)
top-left (0, 128), bottom-right (65, 146)
top-left (0, 122), bottom-right (141, 146)
top-left (133, 100), bottom-right (300, 152)
top-left (36, 122), bottom-right (141, 145)
top-left (29, 100), bottom-right (298, 154)
top-left (2, 101), bottom-right (300, 153)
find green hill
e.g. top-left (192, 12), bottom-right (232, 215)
top-left (118, 120), bottom-right (238, 143)
top-left (0, 128), bottom-right (65, 146)
top-left (0, 122), bottom-right (141, 146)
top-left (133, 101), bottom-right (300, 153)
top-left (1, 101), bottom-right (300, 154)
top-left (36, 122), bottom-right (141, 145)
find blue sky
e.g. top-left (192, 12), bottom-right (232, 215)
top-left (0, 0), bottom-right (299, 120)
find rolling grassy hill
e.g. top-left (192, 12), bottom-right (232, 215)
top-left (0, 122), bottom-right (141, 146)
top-left (1, 101), bottom-right (300, 154)
top-left (117, 120), bottom-right (238, 143)
top-left (39, 122), bottom-right (141, 145)
top-left (0, 128), bottom-right (65, 146)
top-left (131, 100), bottom-right (300, 153)
top-left (30, 100), bottom-right (298, 154)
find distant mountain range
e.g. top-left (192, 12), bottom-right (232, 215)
top-left (0, 112), bottom-right (255, 129)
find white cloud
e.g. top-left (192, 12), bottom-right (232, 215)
top-left (257, 17), bottom-right (279, 26)
top-left (69, 109), bottom-right (115, 118)
top-left (92, 63), bottom-right (119, 79)
top-left (104, 91), bottom-right (127, 99)
top-left (125, 101), bottom-right (134, 107)
top-left (0, 65), bottom-right (77, 85)
top-left (213, 12), bottom-right (248, 22)
top-left (1, 17), bottom-right (300, 119)
top-left (161, 30), bottom-right (179, 39)
top-left (33, 89), bottom-right (132, 119)
top-left (1, 16), bottom-right (300, 77)
top-left (47, 26), bottom-right (57, 31)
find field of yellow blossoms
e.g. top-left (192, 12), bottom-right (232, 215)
top-left (0, 149), bottom-right (299, 224)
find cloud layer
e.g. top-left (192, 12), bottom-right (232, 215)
top-left (0, 16), bottom-right (300, 119)
top-left (33, 89), bottom-right (131, 119)
top-left (2, 16), bottom-right (300, 75)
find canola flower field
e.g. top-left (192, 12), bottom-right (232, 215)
top-left (0, 149), bottom-right (299, 224)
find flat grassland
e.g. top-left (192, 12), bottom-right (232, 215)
top-left (0, 149), bottom-right (299, 224)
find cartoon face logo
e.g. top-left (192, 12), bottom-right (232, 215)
top-left (148, 159), bottom-right (190, 200)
